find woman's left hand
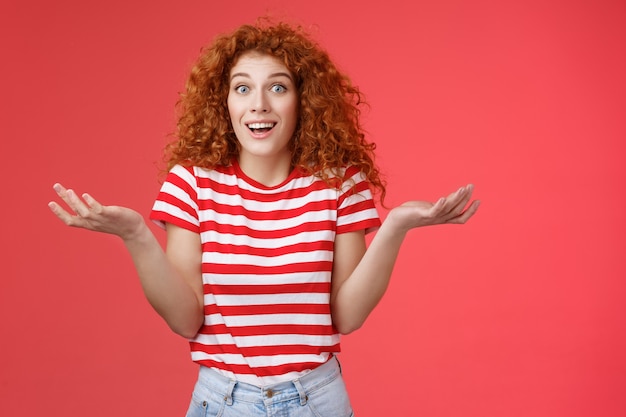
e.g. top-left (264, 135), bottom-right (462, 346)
top-left (386, 184), bottom-right (480, 233)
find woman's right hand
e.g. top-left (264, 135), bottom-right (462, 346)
top-left (48, 183), bottom-right (146, 241)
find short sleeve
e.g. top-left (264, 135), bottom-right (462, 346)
top-left (336, 166), bottom-right (381, 235)
top-left (150, 165), bottom-right (200, 233)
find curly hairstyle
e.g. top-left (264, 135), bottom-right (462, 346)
top-left (165, 18), bottom-right (386, 203)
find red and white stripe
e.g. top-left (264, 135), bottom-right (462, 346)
top-left (151, 161), bottom-right (380, 386)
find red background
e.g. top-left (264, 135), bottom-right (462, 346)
top-left (2, 1), bottom-right (625, 416)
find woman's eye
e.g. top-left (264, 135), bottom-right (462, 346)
top-left (235, 85), bottom-right (249, 94)
top-left (271, 84), bottom-right (286, 93)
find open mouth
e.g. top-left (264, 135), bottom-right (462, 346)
top-left (247, 122), bottom-right (275, 134)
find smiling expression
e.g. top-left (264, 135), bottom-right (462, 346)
top-left (227, 52), bottom-right (299, 171)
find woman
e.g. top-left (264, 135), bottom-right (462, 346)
top-left (48, 19), bottom-right (479, 417)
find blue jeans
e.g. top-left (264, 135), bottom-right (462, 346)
top-left (185, 356), bottom-right (354, 417)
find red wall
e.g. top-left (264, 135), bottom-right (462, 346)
top-left (3, 1), bottom-right (625, 416)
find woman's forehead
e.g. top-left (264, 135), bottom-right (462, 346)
top-left (230, 52), bottom-right (293, 79)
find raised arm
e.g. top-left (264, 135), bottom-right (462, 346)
top-left (330, 184), bottom-right (480, 334)
top-left (48, 183), bottom-right (204, 338)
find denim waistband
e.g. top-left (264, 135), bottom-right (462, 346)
top-left (196, 356), bottom-right (342, 406)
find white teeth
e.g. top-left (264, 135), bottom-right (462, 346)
top-left (247, 122), bottom-right (275, 129)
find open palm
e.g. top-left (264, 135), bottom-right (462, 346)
top-left (48, 183), bottom-right (145, 241)
top-left (388, 184), bottom-right (480, 233)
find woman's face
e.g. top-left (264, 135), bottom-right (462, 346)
top-left (227, 51), bottom-right (298, 169)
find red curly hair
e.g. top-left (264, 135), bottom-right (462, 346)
top-left (165, 19), bottom-right (386, 203)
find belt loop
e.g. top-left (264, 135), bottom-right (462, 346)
top-left (293, 379), bottom-right (308, 406)
top-left (225, 379), bottom-right (236, 406)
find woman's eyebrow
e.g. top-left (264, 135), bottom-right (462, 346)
top-left (230, 72), bottom-right (293, 81)
top-left (268, 72), bottom-right (293, 80)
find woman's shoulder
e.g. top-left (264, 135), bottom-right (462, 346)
top-left (169, 163), bottom-right (235, 177)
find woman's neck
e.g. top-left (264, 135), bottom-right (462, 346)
top-left (236, 153), bottom-right (292, 187)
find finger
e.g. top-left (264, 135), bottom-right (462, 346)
top-left (65, 189), bottom-right (95, 218)
top-left (52, 183), bottom-right (89, 217)
top-left (450, 184), bottom-right (474, 213)
top-left (430, 197), bottom-right (448, 217)
top-left (52, 183), bottom-right (81, 212)
top-left (82, 193), bottom-right (105, 215)
top-left (52, 183), bottom-right (70, 202)
top-left (449, 199), bottom-right (481, 224)
top-left (48, 200), bottom-right (70, 220)
top-left (438, 184), bottom-right (472, 219)
top-left (50, 183), bottom-right (81, 221)
top-left (48, 200), bottom-right (86, 227)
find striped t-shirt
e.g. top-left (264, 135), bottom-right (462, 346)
top-left (150, 160), bottom-right (380, 386)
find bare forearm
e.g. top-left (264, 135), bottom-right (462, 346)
top-left (122, 223), bottom-right (203, 338)
top-left (332, 222), bottom-right (407, 334)
top-left (331, 184), bottom-right (480, 334)
top-left (48, 184), bottom-right (204, 338)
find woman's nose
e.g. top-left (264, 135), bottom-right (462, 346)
top-left (250, 92), bottom-right (269, 113)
